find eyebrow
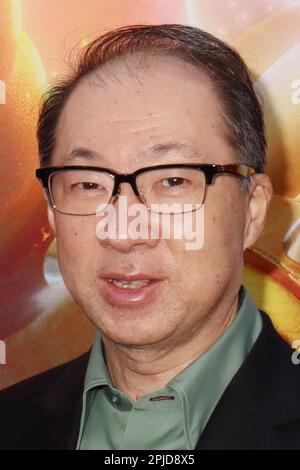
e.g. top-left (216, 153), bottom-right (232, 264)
top-left (63, 148), bottom-right (104, 163)
top-left (139, 142), bottom-right (204, 161)
top-left (63, 142), bottom-right (204, 164)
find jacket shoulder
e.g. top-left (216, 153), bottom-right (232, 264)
top-left (0, 351), bottom-right (90, 402)
top-left (196, 311), bottom-right (300, 450)
top-left (0, 351), bottom-right (90, 450)
top-left (234, 311), bottom-right (300, 419)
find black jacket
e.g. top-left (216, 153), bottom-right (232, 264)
top-left (0, 312), bottom-right (300, 450)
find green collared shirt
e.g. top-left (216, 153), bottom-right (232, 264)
top-left (77, 286), bottom-right (262, 450)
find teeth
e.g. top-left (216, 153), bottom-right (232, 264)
top-left (109, 279), bottom-right (151, 289)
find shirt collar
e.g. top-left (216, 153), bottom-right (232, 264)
top-left (83, 285), bottom-right (262, 447)
top-left (84, 329), bottom-right (111, 390)
top-left (168, 285), bottom-right (263, 442)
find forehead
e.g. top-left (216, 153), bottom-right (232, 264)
top-left (53, 54), bottom-right (230, 166)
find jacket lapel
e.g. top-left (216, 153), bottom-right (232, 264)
top-left (36, 351), bottom-right (90, 449)
top-left (195, 312), bottom-right (300, 449)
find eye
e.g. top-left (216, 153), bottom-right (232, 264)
top-left (72, 182), bottom-right (103, 191)
top-left (81, 182), bottom-right (100, 190)
top-left (161, 177), bottom-right (188, 188)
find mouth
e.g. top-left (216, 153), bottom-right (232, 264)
top-left (98, 273), bottom-right (164, 306)
top-left (107, 278), bottom-right (154, 289)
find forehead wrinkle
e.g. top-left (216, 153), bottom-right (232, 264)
top-left (99, 116), bottom-right (164, 124)
top-left (137, 141), bottom-right (205, 162)
top-left (60, 141), bottom-right (207, 166)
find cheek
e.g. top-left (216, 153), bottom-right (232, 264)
top-left (165, 193), bottom-right (246, 290)
top-left (206, 209), bottom-right (243, 252)
top-left (54, 216), bottom-right (99, 278)
top-left (204, 183), bottom-right (247, 253)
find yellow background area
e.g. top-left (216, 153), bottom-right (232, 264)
top-left (0, 0), bottom-right (299, 389)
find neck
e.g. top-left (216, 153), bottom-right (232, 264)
top-left (102, 293), bottom-right (239, 401)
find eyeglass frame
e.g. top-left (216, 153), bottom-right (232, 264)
top-left (35, 163), bottom-right (258, 215)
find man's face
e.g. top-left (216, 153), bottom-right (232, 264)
top-left (49, 55), bottom-right (263, 348)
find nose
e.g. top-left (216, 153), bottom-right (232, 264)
top-left (97, 182), bottom-right (159, 253)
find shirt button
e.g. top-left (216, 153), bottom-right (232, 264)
top-left (112, 395), bottom-right (120, 406)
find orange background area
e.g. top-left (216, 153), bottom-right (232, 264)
top-left (0, 0), bottom-right (299, 390)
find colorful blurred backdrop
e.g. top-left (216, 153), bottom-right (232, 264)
top-left (0, 0), bottom-right (299, 389)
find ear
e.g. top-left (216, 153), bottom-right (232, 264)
top-left (43, 188), bottom-right (56, 234)
top-left (47, 204), bottom-right (56, 235)
top-left (243, 174), bottom-right (273, 251)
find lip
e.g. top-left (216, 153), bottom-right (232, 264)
top-left (101, 272), bottom-right (161, 282)
top-left (98, 272), bottom-right (164, 306)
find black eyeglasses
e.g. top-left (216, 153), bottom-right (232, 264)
top-left (36, 163), bottom-right (258, 216)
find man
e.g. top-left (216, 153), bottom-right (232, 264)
top-left (0, 24), bottom-right (299, 450)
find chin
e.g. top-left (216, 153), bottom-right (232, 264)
top-left (99, 321), bottom-right (169, 348)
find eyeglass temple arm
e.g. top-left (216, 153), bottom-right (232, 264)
top-left (206, 164), bottom-right (258, 184)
